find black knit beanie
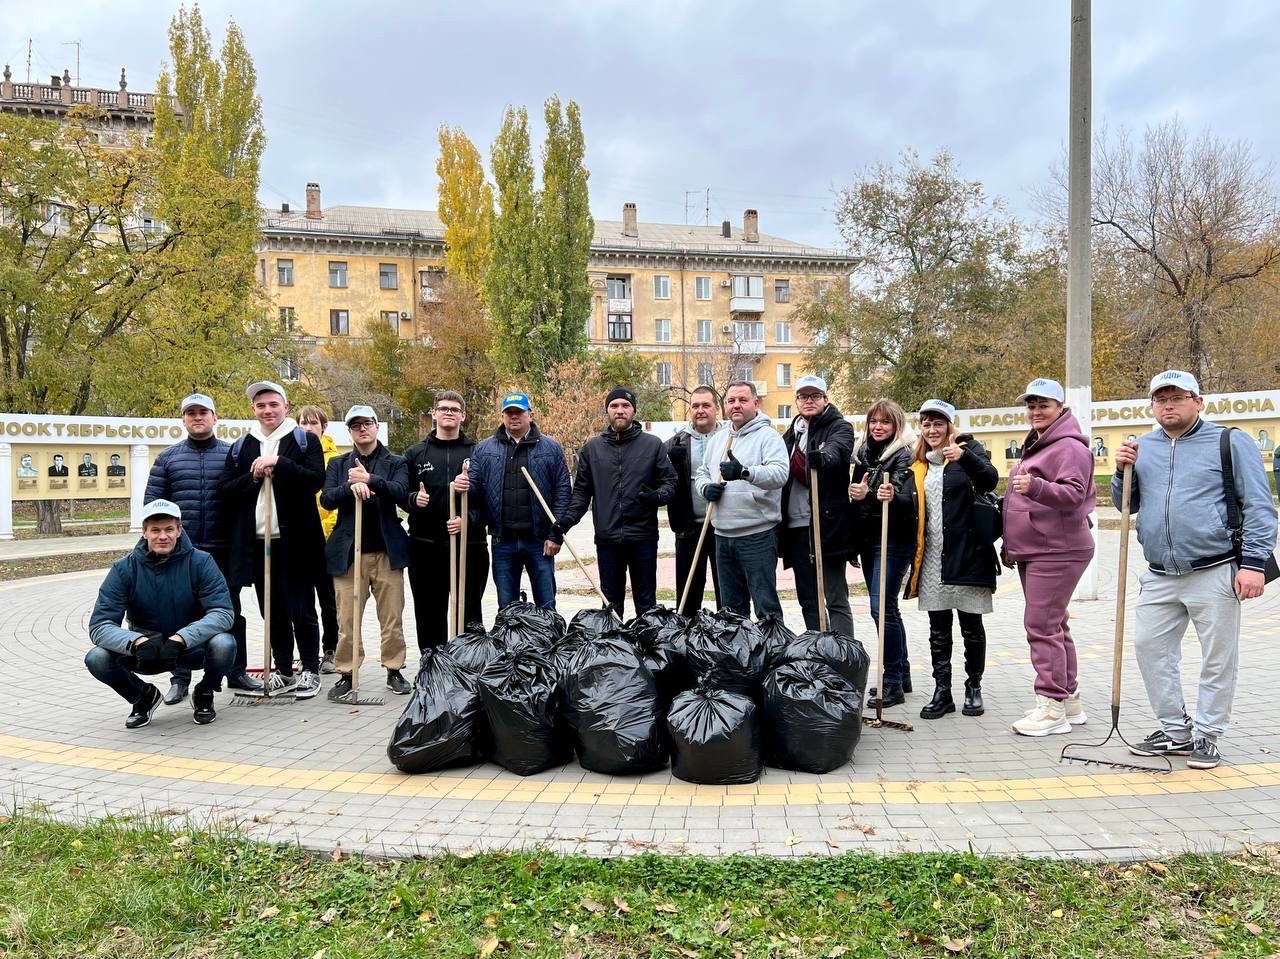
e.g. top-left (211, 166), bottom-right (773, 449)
top-left (605, 386), bottom-right (637, 410)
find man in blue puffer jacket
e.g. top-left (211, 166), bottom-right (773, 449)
top-left (85, 499), bottom-right (236, 729)
top-left (146, 393), bottom-right (260, 701)
top-left (454, 391), bottom-right (571, 611)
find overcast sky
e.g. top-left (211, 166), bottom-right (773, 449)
top-left (5, 0), bottom-right (1277, 249)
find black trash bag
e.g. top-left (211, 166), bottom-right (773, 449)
top-left (772, 630), bottom-right (870, 693)
top-left (477, 650), bottom-right (574, 776)
top-left (625, 605), bottom-right (688, 701)
top-left (763, 660), bottom-right (862, 773)
top-left (445, 622), bottom-right (505, 675)
top-left (565, 607), bottom-right (618, 644)
top-left (680, 609), bottom-right (768, 693)
top-left (667, 686), bottom-right (761, 785)
top-left (387, 648), bottom-right (489, 773)
top-left (491, 600), bottom-right (564, 653)
top-left (565, 632), bottom-right (668, 774)
top-left (758, 615), bottom-right (799, 673)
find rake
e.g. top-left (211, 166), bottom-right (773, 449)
top-left (864, 495), bottom-right (913, 732)
top-left (1060, 463), bottom-right (1170, 773)
top-left (232, 474), bottom-right (295, 706)
top-left (677, 434), bottom-right (735, 616)
top-left (448, 479), bottom-right (459, 640)
top-left (335, 494), bottom-right (385, 706)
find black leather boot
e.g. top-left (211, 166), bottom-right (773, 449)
top-left (920, 684), bottom-right (954, 719)
top-left (963, 680), bottom-right (984, 716)
top-left (920, 619), bottom-right (954, 718)
top-left (867, 683), bottom-right (905, 709)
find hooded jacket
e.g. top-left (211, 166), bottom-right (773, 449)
top-left (89, 532), bottom-right (234, 654)
top-left (780, 403), bottom-right (856, 563)
top-left (1002, 407), bottom-right (1096, 561)
top-left (663, 422), bottom-right (726, 537)
top-left (1114, 417), bottom-right (1278, 575)
top-left (850, 426), bottom-right (918, 551)
top-left (694, 413), bottom-right (789, 538)
top-left (558, 421), bottom-right (678, 544)
top-left (144, 435), bottom-right (231, 549)
top-left (904, 434), bottom-right (1000, 597)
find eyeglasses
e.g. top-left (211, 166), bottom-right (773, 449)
top-left (1152, 394), bottom-right (1196, 407)
top-left (348, 420), bottom-right (377, 431)
top-left (796, 393), bottom-right (825, 402)
top-left (435, 406), bottom-right (463, 415)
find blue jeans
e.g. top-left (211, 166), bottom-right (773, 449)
top-left (491, 537), bottom-right (557, 610)
top-left (84, 633), bottom-right (236, 704)
top-left (716, 529), bottom-right (783, 620)
top-left (860, 546), bottom-right (913, 686)
top-left (596, 540), bottom-right (658, 619)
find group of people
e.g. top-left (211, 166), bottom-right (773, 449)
top-left (84, 370), bottom-right (1276, 771)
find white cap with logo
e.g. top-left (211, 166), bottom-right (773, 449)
top-left (1016, 378), bottom-right (1066, 404)
top-left (1149, 369), bottom-right (1200, 397)
top-left (141, 499), bottom-right (183, 522)
top-left (180, 393), bottom-right (216, 414)
top-left (795, 374), bottom-right (828, 394)
top-left (918, 399), bottom-right (957, 423)
top-left (246, 380), bottom-right (288, 403)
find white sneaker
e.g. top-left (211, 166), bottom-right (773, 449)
top-left (1065, 691), bottom-right (1087, 725)
top-left (1012, 695), bottom-right (1071, 737)
top-left (294, 670), bottom-right (321, 700)
top-left (265, 671), bottom-right (298, 696)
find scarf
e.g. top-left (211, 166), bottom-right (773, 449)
top-left (251, 417), bottom-right (298, 537)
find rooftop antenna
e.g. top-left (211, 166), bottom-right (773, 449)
top-left (704, 187), bottom-right (710, 226)
top-left (26, 38), bottom-right (32, 82)
top-left (62, 40), bottom-right (80, 85)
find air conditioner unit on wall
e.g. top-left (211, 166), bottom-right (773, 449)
top-left (721, 324), bottom-right (732, 334)
top-left (399, 312), bottom-right (410, 319)
top-left (720, 279), bottom-right (732, 288)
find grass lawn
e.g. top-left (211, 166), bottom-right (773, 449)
top-left (1, 815), bottom-right (1277, 958)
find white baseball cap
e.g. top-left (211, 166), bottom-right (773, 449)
top-left (344, 404), bottom-right (379, 425)
top-left (1016, 378), bottom-right (1065, 404)
top-left (141, 499), bottom-right (182, 522)
top-left (180, 393), bottom-right (216, 414)
top-left (795, 374), bottom-right (828, 394)
top-left (1149, 369), bottom-right (1200, 398)
top-left (918, 399), bottom-right (956, 423)
top-left (246, 380), bottom-right (288, 403)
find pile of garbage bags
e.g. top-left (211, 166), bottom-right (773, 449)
top-left (387, 602), bottom-right (869, 783)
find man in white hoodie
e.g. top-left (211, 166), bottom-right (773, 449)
top-left (219, 381), bottom-right (327, 698)
top-left (695, 381), bottom-right (790, 619)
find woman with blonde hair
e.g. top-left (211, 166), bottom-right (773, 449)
top-left (904, 400), bottom-right (999, 719)
top-left (849, 398), bottom-right (917, 708)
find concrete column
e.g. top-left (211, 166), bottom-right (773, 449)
top-left (0, 443), bottom-right (13, 541)
top-left (129, 444), bottom-right (149, 532)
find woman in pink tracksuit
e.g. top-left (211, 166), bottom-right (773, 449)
top-left (1001, 378), bottom-right (1096, 737)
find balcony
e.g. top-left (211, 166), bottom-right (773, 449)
top-left (752, 380), bottom-right (769, 398)
top-left (729, 295), bottom-right (765, 314)
top-left (736, 339), bottom-right (766, 357)
top-left (607, 297), bottom-right (632, 313)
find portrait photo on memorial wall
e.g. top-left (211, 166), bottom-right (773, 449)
top-left (106, 453), bottom-right (126, 477)
top-left (78, 453), bottom-right (98, 477)
top-left (16, 453), bottom-right (37, 478)
top-left (47, 453), bottom-right (68, 477)
top-left (1092, 436), bottom-right (1108, 458)
top-left (1005, 439), bottom-right (1022, 460)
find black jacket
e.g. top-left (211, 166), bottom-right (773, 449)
top-left (780, 403), bottom-right (855, 563)
top-left (145, 435), bottom-right (232, 549)
top-left (904, 434), bottom-right (1000, 596)
top-left (662, 427), bottom-right (719, 537)
top-left (219, 429), bottom-right (326, 588)
top-left (850, 433), bottom-right (917, 552)
top-left (558, 422), bottom-right (678, 544)
top-left (402, 430), bottom-right (485, 545)
top-left (320, 443), bottom-right (411, 575)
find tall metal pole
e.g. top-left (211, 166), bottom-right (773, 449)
top-left (1067, 0), bottom-right (1097, 600)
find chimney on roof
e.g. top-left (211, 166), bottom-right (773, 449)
top-left (305, 182), bottom-right (321, 220)
top-left (281, 202), bottom-right (290, 214)
top-left (51, 74), bottom-right (61, 88)
top-left (622, 202), bottom-right (638, 237)
top-left (743, 209), bottom-right (759, 243)
top-left (721, 220), bottom-right (731, 238)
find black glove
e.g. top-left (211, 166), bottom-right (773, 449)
top-left (666, 443), bottom-right (687, 463)
top-left (638, 487), bottom-right (660, 507)
top-left (720, 452), bottom-right (746, 482)
top-left (133, 633), bottom-right (182, 674)
top-left (703, 482), bottom-right (726, 502)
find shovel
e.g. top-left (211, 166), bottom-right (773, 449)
top-left (337, 492), bottom-right (385, 706)
top-left (232, 474), bottom-right (293, 705)
top-left (1060, 463), bottom-right (1169, 772)
top-left (864, 495), bottom-right (913, 732)
top-left (678, 434), bottom-right (736, 616)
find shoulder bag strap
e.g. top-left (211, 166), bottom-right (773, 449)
top-left (1221, 427), bottom-right (1243, 547)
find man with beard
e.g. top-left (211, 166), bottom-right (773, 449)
top-left (556, 387), bottom-right (676, 619)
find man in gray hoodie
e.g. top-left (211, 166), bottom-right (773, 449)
top-left (695, 381), bottom-right (789, 619)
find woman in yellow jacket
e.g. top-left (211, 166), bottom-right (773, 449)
top-left (298, 405), bottom-right (340, 669)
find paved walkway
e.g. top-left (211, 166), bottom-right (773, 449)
top-left (2, 522), bottom-right (1279, 861)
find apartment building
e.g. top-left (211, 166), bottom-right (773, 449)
top-left (258, 186), bottom-right (858, 420)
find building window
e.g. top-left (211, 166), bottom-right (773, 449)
top-left (655, 319), bottom-right (672, 343)
top-left (815, 279), bottom-right (830, 296)
top-left (735, 320), bottom-right (764, 342)
top-left (731, 363), bottom-right (753, 384)
top-left (277, 258), bottom-right (294, 286)
top-left (775, 321), bottom-right (792, 344)
top-left (777, 363), bottom-right (792, 387)
top-left (278, 306), bottom-right (296, 331)
top-left (608, 314), bottom-right (632, 342)
top-left (696, 320), bottom-right (712, 343)
top-left (279, 356), bottom-right (299, 381)
top-left (607, 276), bottom-right (631, 299)
top-left (653, 274), bottom-right (671, 299)
top-left (381, 310), bottom-right (401, 334)
top-left (329, 309), bottom-right (349, 336)
top-left (696, 362), bottom-right (714, 386)
top-left (731, 274), bottom-right (764, 298)
top-left (695, 276), bottom-right (712, 300)
top-left (775, 279), bottom-right (790, 303)
top-left (328, 261), bottom-right (348, 288)
top-left (379, 263), bottom-right (398, 290)
top-left (778, 404), bottom-right (793, 419)
top-left (656, 361), bottom-right (673, 386)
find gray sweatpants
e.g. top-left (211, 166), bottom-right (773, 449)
top-left (1133, 563), bottom-right (1240, 742)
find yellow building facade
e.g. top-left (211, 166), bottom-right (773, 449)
top-left (258, 187), bottom-right (857, 419)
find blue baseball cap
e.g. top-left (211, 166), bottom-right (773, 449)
top-left (500, 391), bottom-right (531, 412)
